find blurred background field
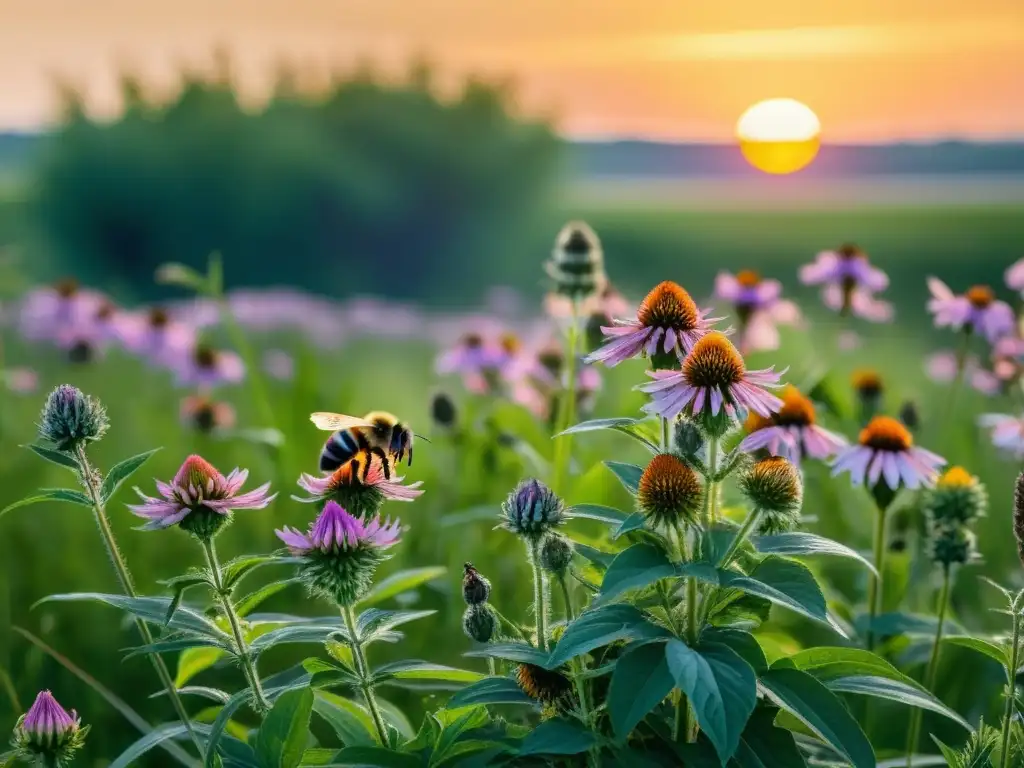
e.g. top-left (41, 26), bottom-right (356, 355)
top-left (0, 13), bottom-right (1022, 764)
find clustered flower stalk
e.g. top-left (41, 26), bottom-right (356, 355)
top-left (35, 385), bottom-right (203, 757)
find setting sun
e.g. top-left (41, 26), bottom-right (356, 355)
top-left (737, 98), bottom-right (821, 175)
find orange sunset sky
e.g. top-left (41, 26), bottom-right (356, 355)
top-left (2, 0), bottom-right (1023, 141)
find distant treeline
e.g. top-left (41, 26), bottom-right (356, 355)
top-left (20, 64), bottom-right (563, 301)
top-left (569, 140), bottom-right (1024, 178)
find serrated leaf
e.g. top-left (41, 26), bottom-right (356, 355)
top-left (574, 542), bottom-right (616, 570)
top-left (604, 461), bottom-right (643, 494)
top-left (255, 687), bottom-right (314, 768)
top-left (446, 676), bottom-right (535, 708)
top-left (759, 668), bottom-right (874, 768)
top-left (124, 636), bottom-right (232, 660)
top-left (249, 624), bottom-right (348, 654)
top-left (548, 603), bottom-right (671, 668)
top-left (1, 488), bottom-right (92, 519)
top-left (518, 718), bottom-right (596, 756)
top-left (597, 543), bottom-right (676, 604)
top-left (312, 691), bottom-right (377, 747)
top-left (752, 532), bottom-right (878, 576)
top-left (608, 641), bottom-right (673, 740)
top-left (100, 448), bottom-right (161, 503)
top-left (21, 443), bottom-right (79, 471)
top-left (357, 567), bottom-right (446, 607)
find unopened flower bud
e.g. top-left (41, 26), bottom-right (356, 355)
top-left (924, 466), bottom-right (987, 527)
top-left (12, 690), bottom-right (88, 766)
top-left (462, 562), bottom-right (491, 605)
top-left (499, 479), bottom-right (566, 538)
top-left (637, 454), bottom-right (703, 530)
top-left (544, 221), bottom-right (607, 302)
top-left (539, 533), bottom-right (574, 575)
top-left (928, 522), bottom-right (977, 567)
top-left (430, 392), bottom-right (458, 430)
top-left (899, 400), bottom-right (920, 432)
top-left (38, 384), bottom-right (109, 452)
top-left (852, 369), bottom-right (883, 423)
top-left (673, 419), bottom-right (704, 457)
top-left (739, 456), bottom-right (803, 534)
top-left (462, 603), bottom-right (498, 643)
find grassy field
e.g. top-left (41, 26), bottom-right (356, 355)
top-left (1, 197), bottom-right (1024, 762)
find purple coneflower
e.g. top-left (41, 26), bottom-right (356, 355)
top-left (296, 454), bottom-right (423, 519)
top-left (1006, 258), bottom-right (1024, 294)
top-left (180, 395), bottom-right (237, 434)
top-left (120, 307), bottom-right (197, 366)
top-left (3, 366), bottom-right (38, 394)
top-left (714, 269), bottom-right (802, 353)
top-left (926, 278), bottom-right (1014, 344)
top-left (638, 331), bottom-right (784, 422)
top-left (831, 416), bottom-right (945, 490)
top-left (925, 350), bottom-right (1001, 396)
top-left (276, 500), bottom-right (400, 605)
top-left (12, 690), bottom-right (88, 764)
top-left (740, 385), bottom-right (847, 462)
top-left (436, 331), bottom-right (523, 394)
top-left (172, 344), bottom-right (245, 389)
top-left (17, 278), bottom-right (106, 344)
top-left (511, 342), bottom-right (602, 420)
top-left (801, 244), bottom-right (891, 320)
top-left (586, 281), bottom-right (722, 367)
top-left (129, 454), bottom-right (274, 538)
top-left (978, 413), bottom-right (1024, 458)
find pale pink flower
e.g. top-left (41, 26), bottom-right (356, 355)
top-left (926, 278), bottom-right (1014, 344)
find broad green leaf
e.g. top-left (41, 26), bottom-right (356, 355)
top-left (665, 640), bottom-right (757, 762)
top-left (826, 676), bottom-right (970, 730)
top-left (732, 705), bottom-right (807, 767)
top-left (568, 503), bottom-right (630, 525)
top-left (944, 636), bottom-right (1009, 668)
top-left (357, 609), bottom-right (436, 642)
top-left (157, 686), bottom-right (229, 704)
top-left (574, 542), bottom-right (615, 570)
top-left (358, 567), bottom-right (446, 607)
top-left (518, 718), bottom-right (596, 756)
top-left (124, 636), bottom-right (232, 660)
top-left (255, 687), bottom-right (314, 768)
top-left (465, 642), bottom-right (551, 666)
top-left (176, 646), bottom-right (227, 687)
top-left (1, 488), bottom-right (92, 519)
top-left (547, 603), bottom-right (671, 668)
top-left (204, 690), bottom-right (255, 768)
top-left (604, 461), bottom-right (643, 494)
top-left (236, 580), bottom-right (296, 618)
top-left (373, 661), bottom-right (483, 685)
top-left (597, 543), bottom-right (676, 604)
top-left (612, 512), bottom-right (647, 539)
top-left (100, 448), bottom-right (161, 503)
top-left (446, 676), bottom-right (535, 708)
top-left (772, 647), bottom-right (909, 682)
top-left (759, 668), bottom-right (874, 768)
top-left (221, 554), bottom-right (279, 589)
top-left (752, 532), bottom-right (878, 576)
top-left (39, 592), bottom-right (230, 641)
top-left (21, 444), bottom-right (80, 470)
top-left (702, 628), bottom-right (768, 674)
top-left (107, 722), bottom-right (198, 768)
top-left (608, 641), bottom-right (673, 740)
top-left (858, 611), bottom-right (963, 639)
top-left (312, 691), bottom-right (377, 747)
top-left (432, 706), bottom-right (489, 763)
top-left (326, 747), bottom-right (421, 767)
top-left (558, 417), bottom-right (645, 436)
top-left (250, 624), bottom-right (349, 654)
top-left (298, 747), bottom-right (340, 766)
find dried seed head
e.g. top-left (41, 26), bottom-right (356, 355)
top-left (516, 663), bottom-right (573, 704)
top-left (858, 416), bottom-right (913, 452)
top-left (928, 522), bottom-right (978, 568)
top-left (430, 391), bottom-right (458, 430)
top-left (499, 478), bottom-right (566, 538)
top-left (637, 281), bottom-right (700, 331)
top-left (546, 221), bottom-right (606, 301)
top-left (462, 562), bottom-right (491, 605)
top-left (38, 384), bottom-right (109, 452)
top-left (637, 453), bottom-right (703, 529)
top-left (673, 418), bottom-right (705, 457)
top-left (539, 533), bottom-right (574, 575)
top-left (683, 332), bottom-right (746, 389)
top-left (462, 603), bottom-right (498, 643)
top-left (739, 456), bottom-right (803, 523)
top-left (1014, 472), bottom-right (1024, 569)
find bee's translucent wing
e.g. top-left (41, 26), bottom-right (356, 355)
top-left (310, 412), bottom-right (375, 431)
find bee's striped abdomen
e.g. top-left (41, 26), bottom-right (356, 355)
top-left (319, 430), bottom-right (359, 472)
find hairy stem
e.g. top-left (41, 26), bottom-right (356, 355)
top-left (342, 604), bottom-right (389, 744)
top-left (906, 565), bottom-right (951, 766)
top-left (1001, 600), bottom-right (1022, 768)
top-left (551, 299), bottom-right (581, 495)
top-left (702, 437), bottom-right (720, 529)
top-left (530, 539), bottom-right (549, 651)
top-left (718, 509), bottom-right (763, 569)
top-left (559, 577), bottom-right (596, 766)
top-left (866, 503), bottom-right (889, 652)
top-left (201, 538), bottom-right (270, 713)
top-left (73, 446), bottom-right (203, 758)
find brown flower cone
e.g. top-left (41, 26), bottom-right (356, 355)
top-left (1014, 473), bottom-right (1024, 568)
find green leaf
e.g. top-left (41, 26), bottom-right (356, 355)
top-left (568, 503), bottom-right (630, 526)
top-left (100, 448), bottom-right (161, 503)
top-left (559, 418), bottom-right (660, 452)
top-left (250, 624), bottom-right (348, 654)
top-left (374, 661), bottom-right (483, 685)
top-left (944, 636), bottom-right (1009, 668)
top-left (204, 689), bottom-right (255, 768)
top-left (156, 686), bottom-right (229, 704)
top-left (518, 718), bottom-right (597, 756)
top-left (220, 554), bottom-right (279, 589)
top-left (108, 722), bottom-right (198, 768)
top-left (826, 676), bottom-right (970, 730)
top-left (465, 642), bottom-right (551, 666)
top-left (759, 668), bottom-right (875, 768)
top-left (357, 567), bottom-right (446, 607)
top-left (665, 640), bottom-right (756, 762)
top-left (574, 543), bottom-right (616, 570)
top-left (21, 443), bottom-right (79, 471)
top-left (446, 676), bottom-right (535, 708)
top-left (432, 706), bottom-right (489, 763)
top-left (547, 603), bottom-right (671, 668)
top-left (312, 691), bottom-right (377, 747)
top-left (608, 641), bottom-right (673, 740)
top-left (236, 580), bottom-right (296, 618)
top-left (772, 647), bottom-right (908, 682)
top-left (326, 747), bottom-right (421, 767)
top-left (124, 636), bottom-right (232, 660)
top-left (39, 592), bottom-right (230, 641)
top-left (597, 543), bottom-right (676, 604)
top-left (701, 628), bottom-right (768, 674)
top-left (357, 609), bottom-right (436, 643)
top-left (1, 488), bottom-right (92, 519)
top-left (733, 706), bottom-right (807, 768)
top-left (612, 512), bottom-right (647, 539)
top-left (752, 532), bottom-right (878, 576)
top-left (176, 646), bottom-right (227, 687)
top-left (604, 461), bottom-right (643, 494)
top-left (255, 687), bottom-right (314, 768)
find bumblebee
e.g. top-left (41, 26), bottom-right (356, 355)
top-left (310, 411), bottom-right (421, 480)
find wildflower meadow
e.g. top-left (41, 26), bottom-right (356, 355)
top-left (5, 227), bottom-right (1024, 768)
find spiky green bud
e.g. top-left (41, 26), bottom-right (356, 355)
top-left (462, 604), bottom-right (498, 643)
top-left (539, 533), bottom-right (574, 575)
top-left (38, 384), bottom-right (109, 452)
top-left (499, 479), bottom-right (566, 539)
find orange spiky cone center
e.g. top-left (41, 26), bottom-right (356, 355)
top-left (859, 416), bottom-right (912, 452)
top-left (966, 285), bottom-right (994, 309)
top-left (175, 454), bottom-right (221, 490)
top-left (744, 411), bottom-right (774, 434)
top-left (736, 270), bottom-right (761, 288)
top-left (636, 281), bottom-right (699, 330)
top-left (500, 333), bottom-right (522, 355)
top-left (515, 663), bottom-right (572, 703)
top-left (775, 385), bottom-right (816, 426)
top-left (637, 454), bottom-right (702, 516)
top-left (838, 243), bottom-right (865, 260)
top-left (683, 332), bottom-right (745, 388)
top-left (852, 369), bottom-right (883, 396)
top-left (938, 465), bottom-right (976, 488)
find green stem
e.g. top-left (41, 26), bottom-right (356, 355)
top-left (531, 539), bottom-right (549, 651)
top-left (342, 604), bottom-right (389, 744)
top-left (73, 446), bottom-right (204, 758)
top-left (1000, 601), bottom-right (1022, 768)
top-left (866, 503), bottom-right (889, 652)
top-left (559, 577), bottom-right (596, 765)
top-left (718, 509), bottom-right (763, 569)
top-left (486, 657), bottom-right (496, 677)
top-left (906, 565), bottom-right (951, 766)
top-left (703, 438), bottom-right (720, 528)
top-left (661, 417), bottom-right (670, 452)
top-left (201, 538), bottom-right (270, 713)
top-left (551, 300), bottom-right (581, 495)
